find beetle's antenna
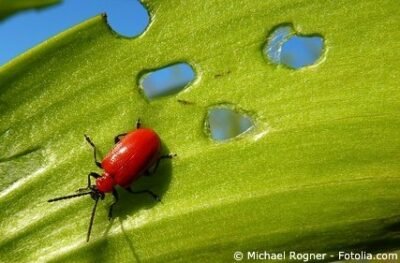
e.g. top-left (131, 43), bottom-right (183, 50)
top-left (87, 196), bottom-right (99, 242)
top-left (48, 191), bottom-right (92, 202)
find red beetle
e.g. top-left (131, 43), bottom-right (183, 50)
top-left (48, 119), bottom-right (174, 241)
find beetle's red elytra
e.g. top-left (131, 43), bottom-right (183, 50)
top-left (97, 128), bottom-right (161, 193)
top-left (48, 119), bottom-right (175, 242)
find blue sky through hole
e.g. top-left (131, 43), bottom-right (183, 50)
top-left (265, 25), bottom-right (324, 69)
top-left (141, 63), bottom-right (196, 100)
top-left (208, 108), bottom-right (254, 141)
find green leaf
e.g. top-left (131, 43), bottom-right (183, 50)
top-left (0, 0), bottom-right (399, 262)
top-left (0, 0), bottom-right (60, 20)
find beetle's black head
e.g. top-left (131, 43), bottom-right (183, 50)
top-left (89, 187), bottom-right (105, 201)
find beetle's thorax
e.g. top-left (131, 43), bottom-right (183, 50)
top-left (96, 172), bottom-right (114, 193)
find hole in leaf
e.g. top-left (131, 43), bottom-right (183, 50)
top-left (207, 107), bottom-right (254, 141)
top-left (139, 63), bottom-right (196, 100)
top-left (264, 24), bottom-right (324, 69)
top-left (105, 0), bottom-right (150, 37)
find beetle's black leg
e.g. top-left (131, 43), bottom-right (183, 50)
top-left (108, 189), bottom-right (119, 220)
top-left (114, 133), bottom-right (128, 144)
top-left (125, 188), bottom-right (161, 202)
top-left (88, 172), bottom-right (101, 187)
top-left (114, 118), bottom-right (141, 144)
top-left (84, 134), bottom-right (102, 169)
top-left (152, 153), bottom-right (177, 174)
top-left (77, 172), bottom-right (100, 192)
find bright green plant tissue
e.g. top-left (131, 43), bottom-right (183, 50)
top-left (0, 0), bottom-right (399, 262)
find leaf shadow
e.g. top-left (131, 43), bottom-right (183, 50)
top-left (111, 141), bottom-right (173, 220)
